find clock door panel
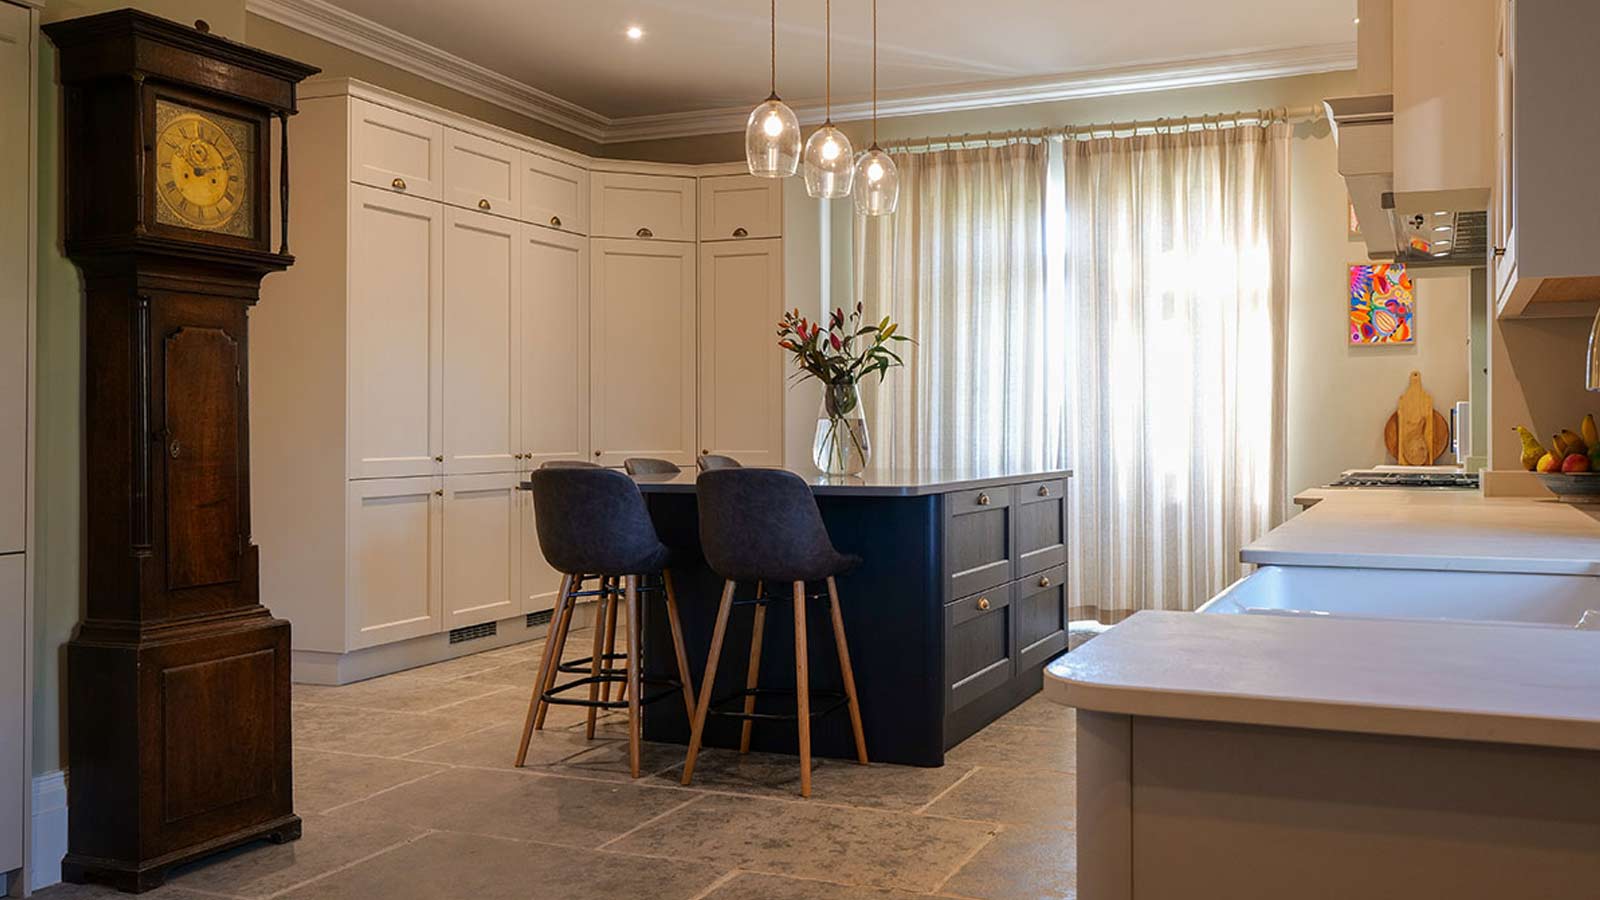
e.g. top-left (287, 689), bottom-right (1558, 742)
top-left (164, 326), bottom-right (243, 592)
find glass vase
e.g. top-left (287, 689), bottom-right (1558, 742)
top-left (812, 382), bottom-right (871, 476)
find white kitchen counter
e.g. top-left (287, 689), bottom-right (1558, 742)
top-left (1046, 610), bottom-right (1600, 751)
top-left (1247, 488), bottom-right (1600, 574)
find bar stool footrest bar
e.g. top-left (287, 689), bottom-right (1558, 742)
top-left (706, 687), bottom-right (848, 722)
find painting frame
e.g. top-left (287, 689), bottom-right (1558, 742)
top-left (1349, 261), bottom-right (1415, 346)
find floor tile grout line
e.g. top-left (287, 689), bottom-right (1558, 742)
top-left (913, 765), bottom-right (981, 815)
top-left (927, 823), bottom-right (1004, 895)
top-left (253, 828), bottom-right (441, 900)
top-left (317, 766), bottom-right (453, 815)
top-left (594, 794), bottom-right (706, 850)
top-left (683, 868), bottom-right (744, 900)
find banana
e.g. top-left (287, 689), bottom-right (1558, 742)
top-left (1583, 414), bottom-right (1598, 449)
top-left (1552, 432), bottom-right (1574, 460)
top-left (1516, 426), bottom-right (1547, 471)
top-left (1561, 429), bottom-right (1588, 456)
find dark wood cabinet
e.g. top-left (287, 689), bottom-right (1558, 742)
top-left (945, 484), bottom-right (1015, 598)
top-left (945, 583), bottom-right (1015, 711)
top-left (43, 10), bottom-right (317, 892)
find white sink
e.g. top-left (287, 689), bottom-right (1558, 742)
top-left (1197, 565), bottom-right (1600, 629)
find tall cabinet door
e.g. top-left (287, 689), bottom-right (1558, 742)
top-left (0, 554), bottom-right (22, 874)
top-left (0, 0), bottom-right (26, 555)
top-left (443, 472), bottom-right (521, 629)
top-left (519, 488), bottom-right (560, 616)
top-left (347, 185), bottom-right (443, 479)
top-left (443, 207), bottom-right (520, 475)
top-left (519, 226), bottom-right (589, 469)
top-left (698, 239), bottom-right (784, 466)
top-left (590, 239), bottom-right (697, 466)
top-left (347, 477), bottom-right (442, 649)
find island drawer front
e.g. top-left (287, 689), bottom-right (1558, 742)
top-left (945, 486), bottom-right (1016, 598)
top-left (1015, 564), bottom-right (1068, 670)
top-left (1015, 479), bottom-right (1069, 577)
top-left (945, 583), bottom-right (1016, 711)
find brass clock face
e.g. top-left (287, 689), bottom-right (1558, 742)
top-left (154, 101), bottom-right (255, 238)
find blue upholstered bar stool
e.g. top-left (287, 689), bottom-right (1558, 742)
top-left (682, 468), bottom-right (869, 797)
top-left (516, 467), bottom-right (696, 777)
top-left (696, 454), bottom-right (742, 471)
top-left (623, 457), bottom-right (682, 476)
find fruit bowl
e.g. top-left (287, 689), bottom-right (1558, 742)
top-left (1535, 472), bottom-right (1600, 503)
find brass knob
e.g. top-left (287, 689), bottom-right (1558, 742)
top-left (977, 597), bottom-right (991, 611)
top-left (733, 227), bottom-right (749, 238)
top-left (169, 439), bottom-right (181, 459)
top-left (1038, 485), bottom-right (1050, 497)
top-left (433, 454), bottom-right (444, 462)
top-left (392, 177), bottom-right (407, 191)
top-left (594, 450), bottom-right (602, 457)
top-left (550, 215), bottom-right (562, 228)
top-left (702, 449), bottom-right (709, 455)
top-left (434, 489), bottom-right (443, 497)
top-left (636, 227), bottom-right (653, 238)
top-left (1038, 576), bottom-right (1051, 588)
top-left (977, 492), bottom-right (990, 506)
top-left (478, 198), bottom-right (492, 210)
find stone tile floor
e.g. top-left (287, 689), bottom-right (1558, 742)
top-left (38, 628), bottom-right (1078, 900)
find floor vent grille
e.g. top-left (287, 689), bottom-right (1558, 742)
top-left (525, 610), bottom-right (553, 628)
top-left (448, 621), bottom-right (497, 644)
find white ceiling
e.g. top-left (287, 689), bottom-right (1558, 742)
top-left (254, 0), bottom-right (1357, 140)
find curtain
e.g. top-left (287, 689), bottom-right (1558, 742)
top-left (1063, 123), bottom-right (1291, 622)
top-left (853, 141), bottom-right (1064, 473)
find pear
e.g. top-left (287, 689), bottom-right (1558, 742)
top-left (1515, 426), bottom-right (1547, 472)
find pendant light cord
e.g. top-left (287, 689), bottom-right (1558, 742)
top-left (770, 0), bottom-right (777, 96)
top-left (871, 0), bottom-right (877, 144)
top-left (824, 0), bottom-right (831, 122)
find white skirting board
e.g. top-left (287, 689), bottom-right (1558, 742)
top-left (29, 770), bottom-right (64, 892)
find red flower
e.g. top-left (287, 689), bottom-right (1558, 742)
top-left (830, 333), bottom-right (842, 351)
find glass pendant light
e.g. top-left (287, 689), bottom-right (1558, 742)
top-left (802, 0), bottom-right (853, 199)
top-left (745, 0), bottom-right (800, 178)
top-left (852, 0), bottom-right (898, 215)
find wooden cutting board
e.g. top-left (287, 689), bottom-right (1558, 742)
top-left (1384, 410), bottom-right (1450, 463)
top-left (1394, 371), bottom-right (1437, 465)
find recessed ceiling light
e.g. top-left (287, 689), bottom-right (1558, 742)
top-left (625, 25), bottom-right (644, 40)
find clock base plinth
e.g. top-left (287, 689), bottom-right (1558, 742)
top-left (61, 816), bottom-right (302, 894)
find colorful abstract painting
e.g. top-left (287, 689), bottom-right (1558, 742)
top-left (1349, 262), bottom-right (1414, 345)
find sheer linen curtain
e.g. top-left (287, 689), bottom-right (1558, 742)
top-left (853, 141), bottom-right (1065, 472)
top-left (1063, 122), bottom-right (1291, 622)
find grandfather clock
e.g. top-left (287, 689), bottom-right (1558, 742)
top-left (42, 10), bottom-right (318, 892)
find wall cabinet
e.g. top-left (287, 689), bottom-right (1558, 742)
top-left (699, 174), bottom-right (783, 241)
top-left (592, 171), bottom-right (696, 241)
top-left (347, 477), bottom-right (442, 650)
top-left (443, 207), bottom-right (520, 475)
top-left (443, 127), bottom-right (520, 217)
top-left (522, 153), bottom-right (589, 234)
top-left (350, 97), bottom-right (443, 200)
top-left (698, 239), bottom-right (784, 465)
top-left (519, 226), bottom-right (590, 469)
top-left (590, 238), bottom-right (698, 465)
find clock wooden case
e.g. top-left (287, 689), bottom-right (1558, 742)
top-left (41, 10), bottom-right (318, 892)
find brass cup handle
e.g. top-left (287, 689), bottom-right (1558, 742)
top-left (392, 177), bottom-right (407, 191)
top-left (1038, 576), bottom-right (1052, 588)
top-left (732, 227), bottom-right (749, 238)
top-left (1038, 485), bottom-right (1051, 497)
top-left (478, 198), bottom-right (492, 210)
top-left (434, 489), bottom-right (443, 497)
top-left (594, 450), bottom-right (603, 457)
top-left (550, 215), bottom-right (562, 228)
top-left (977, 597), bottom-right (991, 611)
top-left (977, 492), bottom-right (991, 506)
top-left (636, 227), bottom-right (654, 238)
top-left (433, 455), bottom-right (444, 462)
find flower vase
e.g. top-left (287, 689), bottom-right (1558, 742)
top-left (813, 383), bottom-right (871, 476)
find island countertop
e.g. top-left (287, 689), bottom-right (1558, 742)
top-left (625, 466), bottom-right (1073, 497)
top-left (1045, 610), bottom-right (1600, 751)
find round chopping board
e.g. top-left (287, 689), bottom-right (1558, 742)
top-left (1384, 411), bottom-right (1450, 463)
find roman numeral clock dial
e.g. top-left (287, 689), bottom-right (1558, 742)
top-left (153, 101), bottom-right (255, 238)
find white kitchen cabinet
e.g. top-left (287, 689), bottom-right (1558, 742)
top-left (699, 239), bottom-right (785, 466)
top-left (442, 473), bottom-right (521, 629)
top-left (699, 174), bottom-right (783, 242)
top-left (590, 238), bottom-right (697, 465)
top-left (0, 554), bottom-right (21, 876)
top-left (0, 0), bottom-right (27, 558)
top-left (519, 225), bottom-right (589, 468)
top-left (350, 98), bottom-right (443, 200)
top-left (443, 207), bottom-right (520, 476)
top-left (347, 477), bottom-right (442, 650)
top-left (591, 171), bottom-right (696, 242)
top-left (348, 185), bottom-right (444, 479)
top-left (518, 489), bottom-right (561, 615)
top-left (443, 127), bottom-right (520, 217)
top-left (521, 152), bottom-right (589, 235)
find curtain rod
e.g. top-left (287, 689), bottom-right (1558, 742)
top-left (883, 105), bottom-right (1322, 153)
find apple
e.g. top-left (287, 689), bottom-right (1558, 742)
top-left (1563, 453), bottom-right (1592, 474)
top-left (1538, 452), bottom-right (1561, 473)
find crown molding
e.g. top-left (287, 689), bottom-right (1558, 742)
top-left (245, 0), bottom-right (1354, 145)
top-left (245, 0), bottom-right (609, 142)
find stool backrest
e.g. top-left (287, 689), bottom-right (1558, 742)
top-left (624, 457), bottom-right (682, 476)
top-left (696, 454), bottom-right (742, 471)
top-left (527, 467), bottom-right (665, 576)
top-left (540, 459), bottom-right (600, 469)
top-left (696, 468), bottom-right (839, 582)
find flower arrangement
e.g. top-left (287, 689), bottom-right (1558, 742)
top-left (776, 303), bottom-right (912, 474)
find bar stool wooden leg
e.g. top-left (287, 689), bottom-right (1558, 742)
top-left (534, 578), bottom-right (580, 731)
top-left (661, 570), bottom-right (697, 721)
top-left (682, 580), bottom-right (736, 786)
top-left (738, 595), bottom-right (767, 754)
top-left (624, 574), bottom-right (644, 778)
top-left (519, 574), bottom-right (573, 765)
top-left (600, 578), bottom-right (619, 703)
top-left (793, 580), bottom-right (812, 798)
top-left (584, 585), bottom-right (610, 739)
top-left (617, 596), bottom-right (629, 704)
top-left (826, 576), bottom-right (869, 764)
